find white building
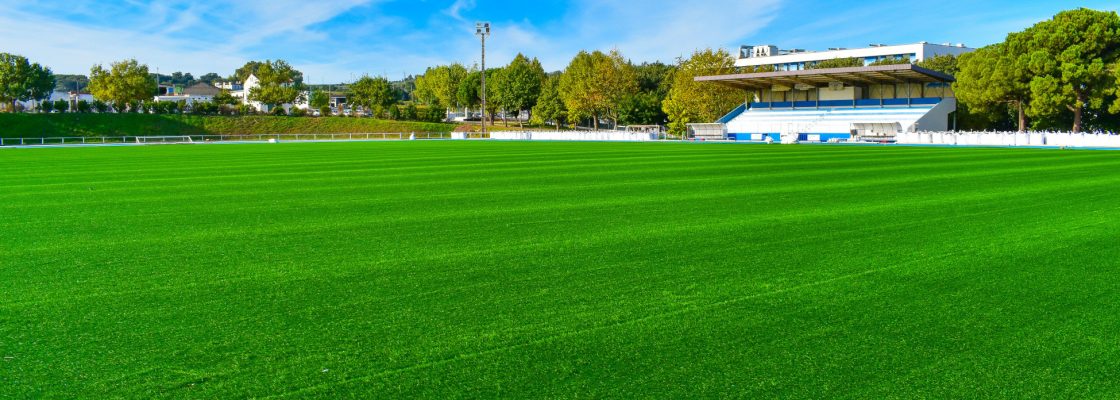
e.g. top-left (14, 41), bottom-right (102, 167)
top-left (695, 63), bottom-right (965, 141)
top-left (737, 42), bottom-right (973, 71)
top-left (229, 74), bottom-right (309, 112)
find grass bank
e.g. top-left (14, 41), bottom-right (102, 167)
top-left (0, 113), bottom-right (458, 138)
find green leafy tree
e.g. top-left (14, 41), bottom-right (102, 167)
top-left (0, 53), bottom-right (55, 112)
top-left (412, 75), bottom-right (438, 106)
top-left (457, 70), bottom-right (482, 115)
top-left (76, 100), bottom-right (91, 113)
top-left (309, 90), bottom-right (330, 109)
top-left (235, 61), bottom-right (303, 85)
top-left (1016, 8), bottom-right (1120, 132)
top-left (559, 49), bottom-right (638, 129)
top-left (212, 89), bottom-right (238, 106)
top-left (88, 59), bottom-right (156, 112)
top-left (956, 41), bottom-right (1034, 132)
top-left (40, 99), bottom-right (54, 113)
top-left (198, 73), bottom-right (222, 84)
top-left (417, 63), bottom-right (468, 114)
top-left (53, 99), bottom-right (69, 113)
top-left (495, 54), bottom-right (546, 126)
top-left (483, 68), bottom-right (504, 124)
top-left (349, 76), bottom-right (396, 117)
top-left (868, 57), bottom-right (911, 66)
top-left (662, 48), bottom-right (744, 136)
top-left (531, 74), bottom-right (568, 128)
top-left (808, 57), bottom-right (864, 69)
top-left (248, 60), bottom-right (305, 111)
top-left (916, 54), bottom-right (960, 75)
top-left (618, 62), bottom-right (675, 125)
top-left (92, 100), bottom-right (109, 113)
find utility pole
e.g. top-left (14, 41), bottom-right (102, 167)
top-left (476, 22), bottom-right (490, 137)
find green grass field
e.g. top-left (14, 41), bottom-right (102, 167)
top-left (3, 141), bottom-right (1119, 398)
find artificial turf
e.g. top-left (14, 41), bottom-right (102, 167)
top-left (2, 141), bottom-right (1119, 398)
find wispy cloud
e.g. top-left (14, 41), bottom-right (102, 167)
top-left (444, 0), bottom-right (477, 21)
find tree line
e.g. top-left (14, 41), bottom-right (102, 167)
top-left (1, 7), bottom-right (1117, 132)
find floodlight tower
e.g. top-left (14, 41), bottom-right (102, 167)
top-left (476, 22), bottom-right (490, 137)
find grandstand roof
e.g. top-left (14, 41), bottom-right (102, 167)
top-left (694, 64), bottom-right (955, 90)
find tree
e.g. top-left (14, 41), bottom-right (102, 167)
top-left (54, 74), bottom-right (88, 93)
top-left (235, 61), bottom-right (304, 85)
top-left (662, 48), bottom-right (744, 137)
top-left (417, 63), bottom-right (468, 114)
top-left (247, 60), bottom-right (304, 111)
top-left (412, 75), bottom-right (438, 106)
top-left (198, 73), bottom-right (223, 84)
top-left (868, 57), bottom-right (911, 66)
top-left (916, 54), bottom-right (960, 75)
top-left (807, 57), bottom-right (864, 69)
top-left (349, 76), bottom-right (395, 117)
top-left (483, 68), bottom-right (504, 124)
top-left (212, 89), bottom-right (238, 106)
top-left (88, 59), bottom-right (155, 112)
top-left (618, 62), bottom-right (675, 126)
top-left (309, 90), bottom-right (330, 109)
top-left (531, 74), bottom-right (567, 128)
top-left (0, 53), bottom-right (55, 112)
top-left (457, 70), bottom-right (482, 115)
top-left (956, 39), bottom-right (1035, 132)
top-left (558, 49), bottom-right (638, 129)
top-left (495, 54), bottom-right (546, 127)
top-left (1017, 8), bottom-right (1120, 132)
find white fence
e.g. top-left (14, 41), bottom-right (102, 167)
top-left (896, 131), bottom-right (1120, 148)
top-left (489, 131), bottom-right (661, 141)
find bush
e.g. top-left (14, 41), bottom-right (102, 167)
top-left (236, 104), bottom-right (254, 115)
top-left (40, 100), bottom-right (54, 113)
top-left (402, 104), bottom-right (418, 120)
top-left (290, 107), bottom-right (308, 117)
top-left (388, 105), bottom-right (401, 120)
top-left (77, 100), bottom-right (91, 113)
top-left (319, 105), bottom-right (332, 117)
top-left (92, 100), bottom-right (109, 113)
top-left (53, 99), bottom-right (69, 113)
top-left (270, 106), bottom-right (288, 116)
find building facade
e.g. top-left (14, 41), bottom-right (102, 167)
top-left (737, 42), bottom-right (972, 71)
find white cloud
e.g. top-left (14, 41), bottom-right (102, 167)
top-left (0, 0), bottom-right (374, 78)
top-left (0, 0), bottom-right (782, 82)
top-left (444, 0), bottom-right (477, 22)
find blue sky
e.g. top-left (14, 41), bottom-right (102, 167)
top-left (0, 0), bottom-right (1116, 83)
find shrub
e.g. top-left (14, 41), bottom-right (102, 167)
top-left (388, 105), bottom-right (401, 120)
top-left (40, 101), bottom-right (54, 113)
top-left (53, 99), bottom-right (69, 113)
top-left (270, 106), bottom-right (288, 116)
top-left (319, 105), bottom-right (332, 117)
top-left (92, 100), bottom-right (109, 113)
top-left (403, 104), bottom-right (418, 120)
top-left (290, 107), bottom-right (308, 117)
top-left (77, 100), bottom-right (92, 113)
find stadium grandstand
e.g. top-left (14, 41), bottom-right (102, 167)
top-left (692, 43), bottom-right (974, 142)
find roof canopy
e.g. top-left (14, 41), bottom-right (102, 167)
top-left (694, 64), bottom-right (954, 91)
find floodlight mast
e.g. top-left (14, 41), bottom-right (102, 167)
top-left (476, 22), bottom-right (490, 137)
